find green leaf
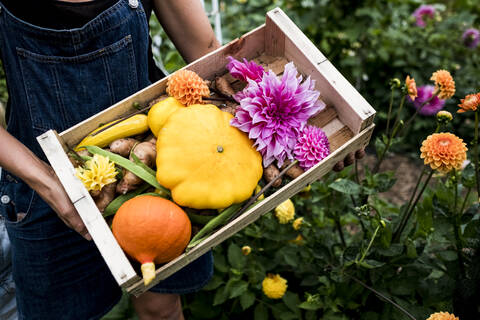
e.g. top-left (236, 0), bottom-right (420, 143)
top-left (376, 243), bottom-right (403, 257)
top-left (282, 292), bottom-right (301, 314)
top-left (84, 145), bottom-right (169, 194)
top-left (437, 250), bottom-right (458, 262)
top-left (461, 162), bottom-right (476, 188)
top-left (130, 152), bottom-right (156, 177)
top-left (299, 300), bottom-right (323, 311)
top-left (240, 291), bottom-right (256, 310)
top-left (213, 252), bottom-right (229, 273)
top-left (329, 179), bottom-right (362, 195)
top-left (358, 259), bottom-right (385, 269)
top-left (254, 303), bottom-right (269, 320)
top-left (103, 184), bottom-right (150, 218)
top-left (213, 286), bottom-right (229, 306)
top-left (227, 243), bottom-right (246, 269)
top-left (227, 280), bottom-right (249, 299)
top-left (203, 275), bottom-right (224, 291)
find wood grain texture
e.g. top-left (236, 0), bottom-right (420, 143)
top-left (36, 130), bottom-right (139, 286)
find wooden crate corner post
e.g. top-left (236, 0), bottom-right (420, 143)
top-left (36, 130), bottom-right (140, 288)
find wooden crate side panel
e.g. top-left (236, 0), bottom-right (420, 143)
top-left (36, 130), bottom-right (139, 286)
top-left (60, 25), bottom-right (266, 147)
top-left (265, 8), bottom-right (375, 134)
top-left (315, 60), bottom-right (375, 134)
top-left (127, 124), bottom-right (375, 296)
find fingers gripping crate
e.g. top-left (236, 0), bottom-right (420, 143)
top-left (37, 7), bottom-right (375, 296)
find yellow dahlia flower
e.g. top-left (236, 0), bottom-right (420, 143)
top-left (430, 70), bottom-right (455, 100)
top-left (406, 75), bottom-right (418, 101)
top-left (274, 199), bottom-right (295, 224)
top-left (262, 274), bottom-right (287, 299)
top-left (426, 311), bottom-right (459, 320)
top-left (292, 217), bottom-right (303, 230)
top-left (420, 133), bottom-right (467, 173)
top-left (75, 154), bottom-right (117, 191)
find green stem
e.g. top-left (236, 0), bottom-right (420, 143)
top-left (452, 169), bottom-right (466, 278)
top-left (335, 216), bottom-right (347, 248)
top-left (475, 110), bottom-right (479, 197)
top-left (390, 94), bottom-right (406, 137)
top-left (460, 187), bottom-right (472, 216)
top-left (386, 88), bottom-right (395, 135)
top-left (359, 225), bottom-right (380, 263)
top-left (347, 275), bottom-right (417, 320)
top-left (393, 170), bottom-right (433, 242)
top-left (399, 94), bottom-right (435, 137)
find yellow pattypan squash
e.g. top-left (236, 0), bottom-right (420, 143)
top-left (156, 104), bottom-right (263, 209)
top-left (147, 97), bottom-right (185, 137)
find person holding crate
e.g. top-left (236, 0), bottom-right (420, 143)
top-left (0, 0), bottom-right (364, 319)
top-left (0, 0), bottom-right (221, 319)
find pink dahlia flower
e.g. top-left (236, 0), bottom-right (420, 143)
top-left (230, 62), bottom-right (325, 167)
top-left (226, 56), bottom-right (264, 82)
top-left (412, 5), bottom-right (435, 27)
top-left (462, 28), bottom-right (480, 49)
top-left (408, 85), bottom-right (445, 116)
top-left (294, 125), bottom-right (330, 170)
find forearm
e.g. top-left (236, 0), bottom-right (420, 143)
top-left (0, 127), bottom-right (53, 191)
top-left (153, 0), bottom-right (220, 63)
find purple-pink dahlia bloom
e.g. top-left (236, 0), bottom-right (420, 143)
top-left (462, 28), bottom-right (480, 49)
top-left (412, 5), bottom-right (435, 27)
top-left (294, 125), bottom-right (330, 170)
top-left (408, 84), bottom-right (445, 116)
top-left (226, 56), bottom-right (265, 82)
top-left (230, 62), bottom-right (325, 167)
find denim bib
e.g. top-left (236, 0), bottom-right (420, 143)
top-left (0, 1), bottom-right (213, 319)
top-left (0, 1), bottom-right (147, 318)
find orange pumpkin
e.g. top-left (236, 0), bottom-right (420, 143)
top-left (112, 195), bottom-right (191, 285)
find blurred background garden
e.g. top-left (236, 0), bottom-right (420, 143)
top-left (3, 0), bottom-right (480, 319)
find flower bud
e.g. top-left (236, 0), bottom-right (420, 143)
top-left (389, 78), bottom-right (401, 89)
top-left (242, 246), bottom-right (251, 256)
top-left (436, 110), bottom-right (453, 124)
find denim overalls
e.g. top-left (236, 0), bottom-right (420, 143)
top-left (0, 0), bottom-right (213, 319)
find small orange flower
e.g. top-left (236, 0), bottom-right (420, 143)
top-left (430, 70), bottom-right (455, 100)
top-left (405, 75), bottom-right (417, 101)
top-left (420, 133), bottom-right (467, 173)
top-left (166, 69), bottom-right (210, 106)
top-left (458, 92), bottom-right (480, 113)
top-left (426, 311), bottom-right (459, 320)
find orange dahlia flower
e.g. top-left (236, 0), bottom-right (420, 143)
top-left (405, 75), bottom-right (417, 101)
top-left (430, 70), bottom-right (455, 100)
top-left (166, 69), bottom-right (210, 106)
top-left (458, 92), bottom-right (480, 113)
top-left (426, 311), bottom-right (459, 320)
top-left (420, 133), bottom-right (467, 173)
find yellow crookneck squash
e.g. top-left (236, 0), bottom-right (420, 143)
top-left (156, 104), bottom-right (263, 209)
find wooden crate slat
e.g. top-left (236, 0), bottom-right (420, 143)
top-left (308, 106), bottom-right (337, 128)
top-left (314, 60), bottom-right (376, 134)
top-left (37, 130), bottom-right (139, 286)
top-left (127, 123), bottom-right (375, 295)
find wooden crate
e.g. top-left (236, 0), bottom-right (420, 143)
top-left (37, 7), bottom-right (375, 296)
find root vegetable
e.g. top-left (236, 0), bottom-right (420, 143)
top-left (215, 76), bottom-right (236, 98)
top-left (116, 142), bottom-right (156, 194)
top-left (220, 102), bottom-right (239, 116)
top-left (109, 138), bottom-right (139, 157)
top-left (264, 164), bottom-right (282, 187)
top-left (282, 161), bottom-right (305, 179)
top-left (94, 182), bottom-right (117, 213)
top-left (144, 134), bottom-right (157, 145)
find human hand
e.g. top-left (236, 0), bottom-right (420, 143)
top-left (333, 148), bottom-right (366, 172)
top-left (34, 166), bottom-right (92, 241)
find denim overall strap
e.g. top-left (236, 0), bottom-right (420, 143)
top-left (0, 0), bottom-right (150, 159)
top-left (0, 1), bottom-right (150, 319)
